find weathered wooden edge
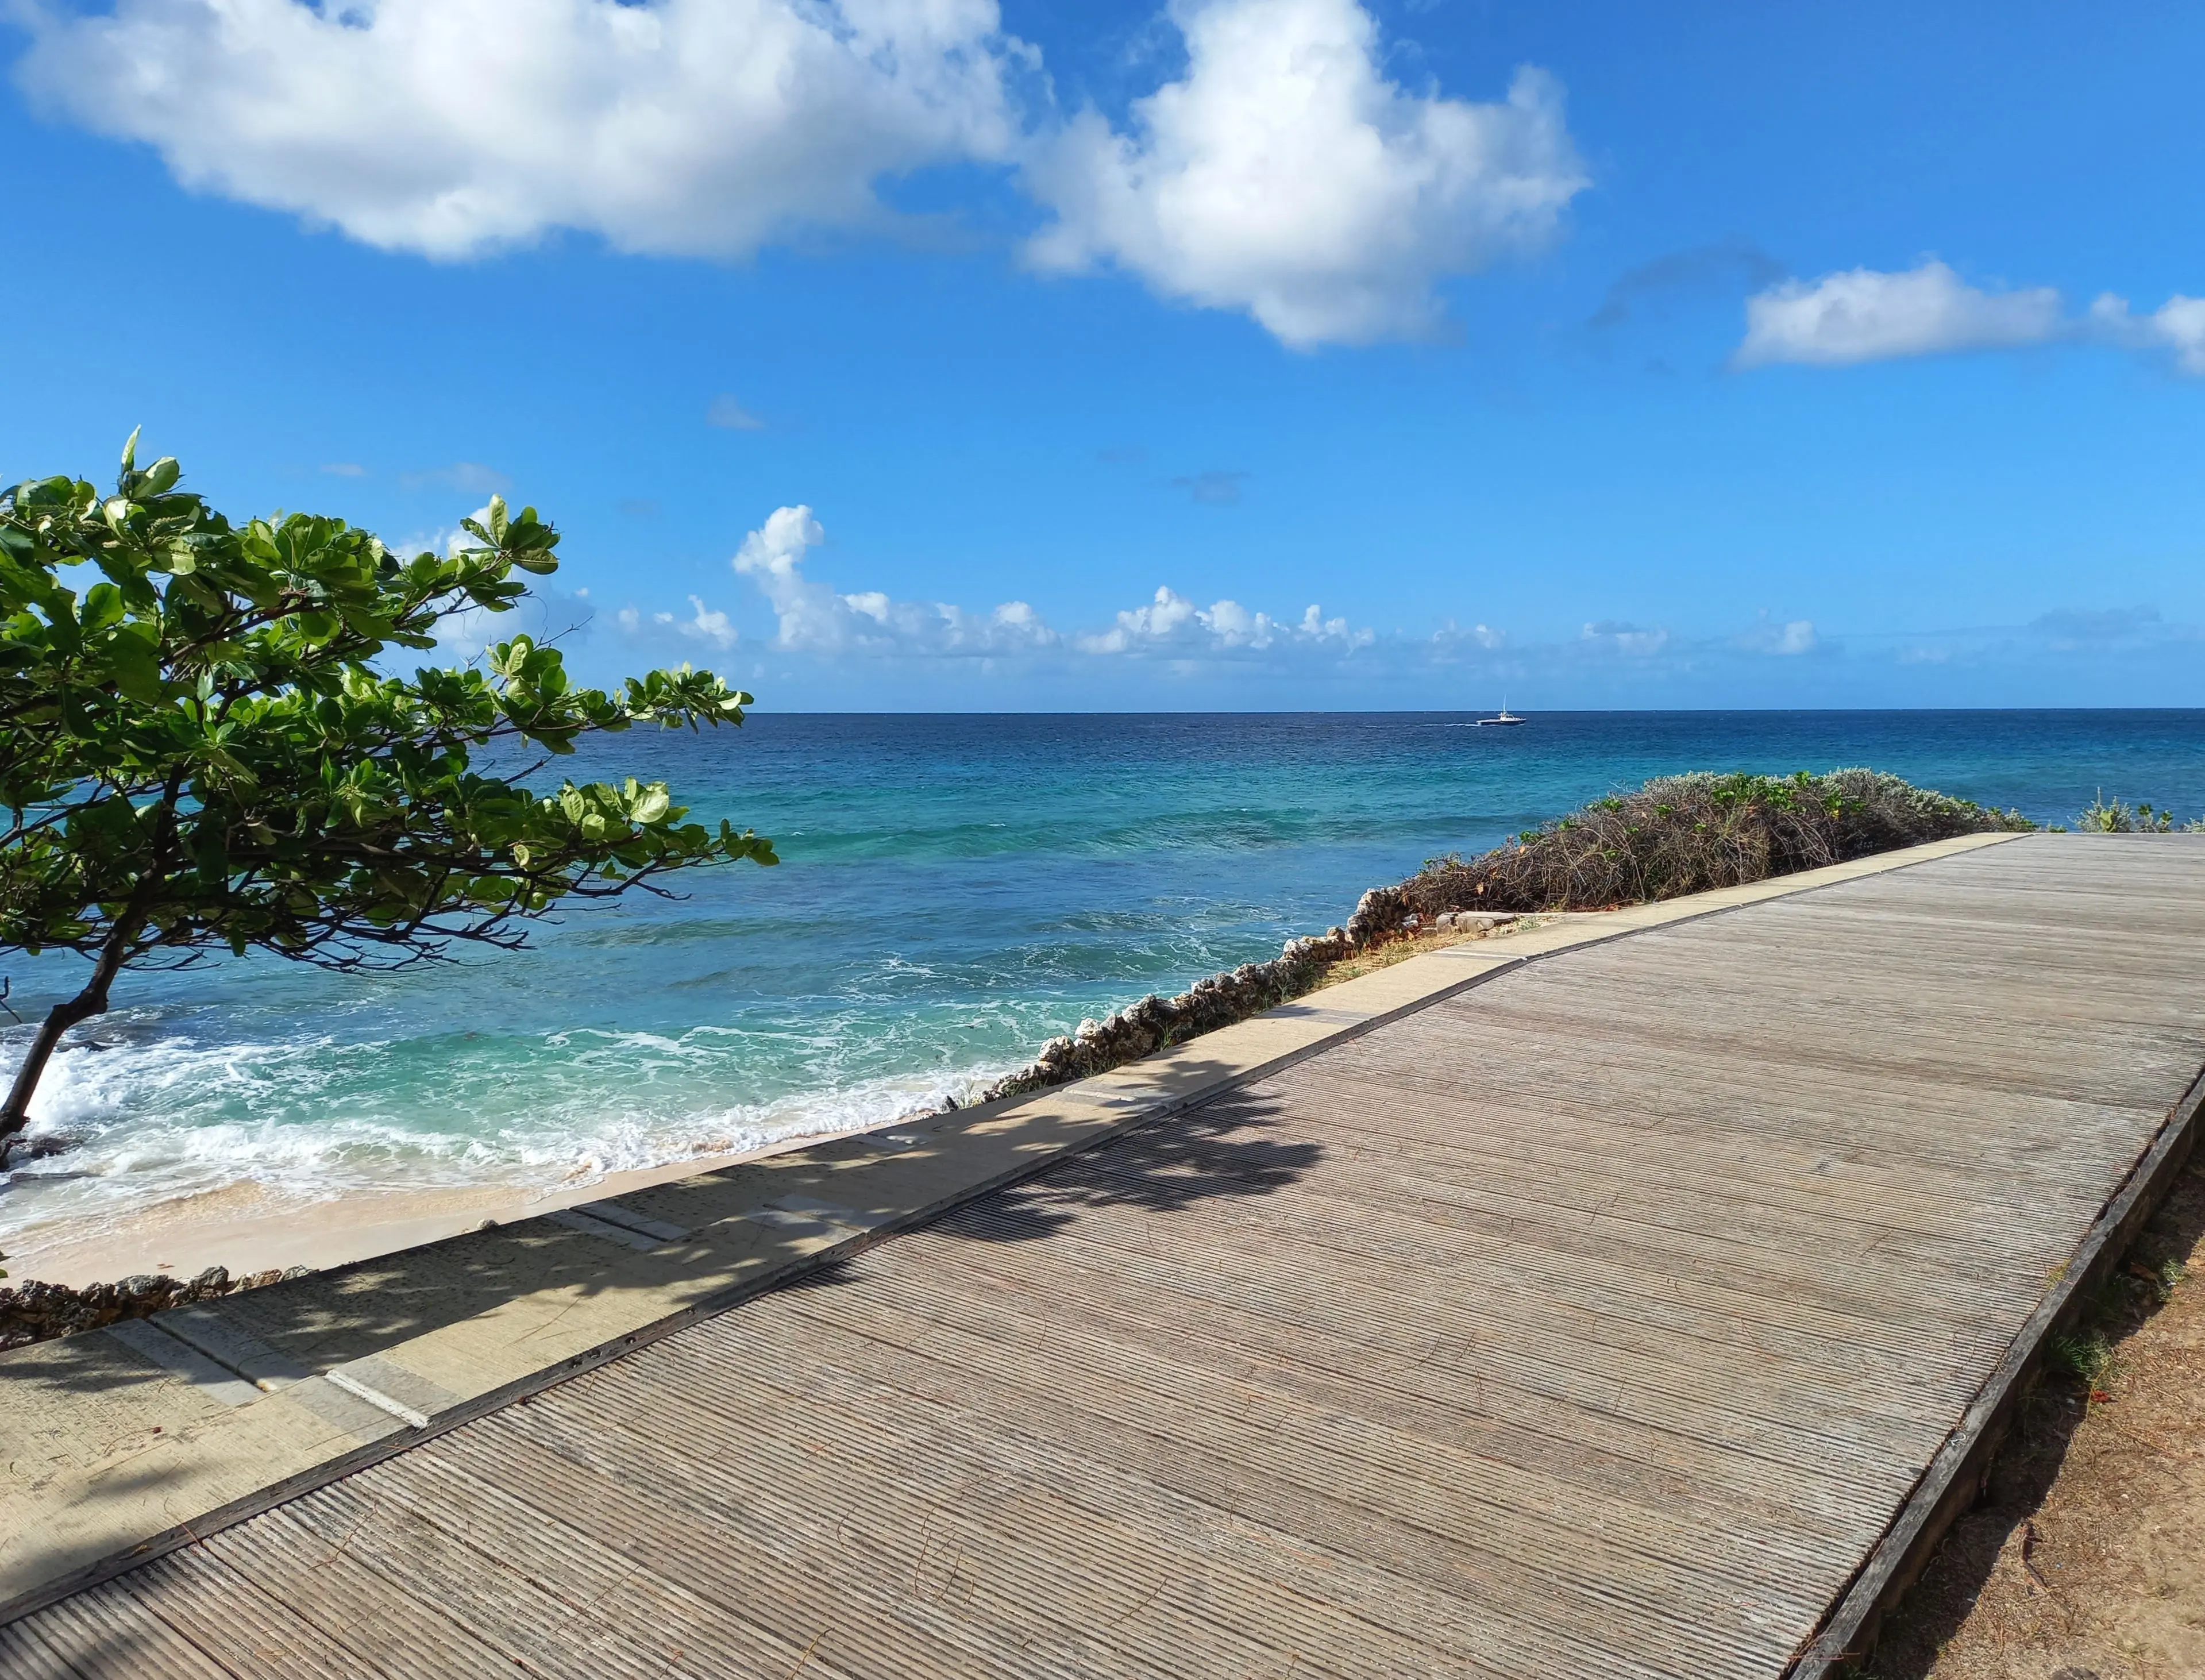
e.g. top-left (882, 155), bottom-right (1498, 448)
top-left (1787, 1053), bottom-right (2205, 1678)
top-left (0, 829), bottom-right (2023, 1629)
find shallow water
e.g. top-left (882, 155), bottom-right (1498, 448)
top-left (4, 708), bottom-right (2200, 1246)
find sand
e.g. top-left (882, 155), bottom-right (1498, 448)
top-left (0, 1128), bottom-right (840, 1289)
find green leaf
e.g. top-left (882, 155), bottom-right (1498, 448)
top-left (0, 437), bottom-right (775, 1157)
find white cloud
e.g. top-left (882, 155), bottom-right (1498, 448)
top-left (2087, 292), bottom-right (2205, 375)
top-left (1076, 587), bottom-right (1372, 654)
top-left (1737, 261), bottom-right (2063, 368)
top-left (13, 0), bottom-right (1585, 348)
top-left (319, 461), bottom-right (366, 477)
top-left (681, 594), bottom-right (737, 648)
top-left (731, 504), bottom-right (1061, 656)
top-left (1432, 620), bottom-right (1505, 651)
top-left (1736, 261), bottom-right (2205, 376)
top-left (725, 505), bottom-right (1373, 661)
top-left (1024, 0), bottom-right (1586, 346)
top-left (14, 0), bottom-right (1021, 260)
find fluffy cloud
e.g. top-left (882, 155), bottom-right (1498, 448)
top-left (2087, 293), bottom-right (2205, 375)
top-left (1736, 261), bottom-right (2063, 368)
top-left (681, 595), bottom-right (737, 648)
top-left (723, 506), bottom-right (1372, 661)
top-left (13, 0), bottom-right (1583, 346)
top-left (731, 504), bottom-right (1059, 656)
top-left (13, 0), bottom-right (1020, 259)
top-left (1076, 587), bottom-right (1373, 654)
top-left (1026, 0), bottom-right (1586, 346)
top-left (1737, 260), bottom-right (2205, 376)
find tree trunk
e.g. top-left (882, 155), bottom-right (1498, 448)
top-left (0, 783), bottom-right (179, 1163)
top-left (0, 976), bottom-right (118, 1159)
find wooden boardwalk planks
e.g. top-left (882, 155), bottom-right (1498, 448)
top-left (8, 834), bottom-right (2204, 1678)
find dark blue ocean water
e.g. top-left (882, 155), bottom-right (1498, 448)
top-left (3, 709), bottom-right (2200, 1238)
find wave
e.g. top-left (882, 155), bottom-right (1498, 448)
top-left (0, 1011), bottom-right (1012, 1249)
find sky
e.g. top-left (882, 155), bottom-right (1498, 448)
top-left (2, 0), bottom-right (2202, 711)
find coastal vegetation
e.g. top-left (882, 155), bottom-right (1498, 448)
top-left (0, 436), bottom-right (774, 1165)
top-left (2076, 793), bottom-right (2205, 833)
top-left (984, 769), bottom-right (2034, 1100)
top-left (1397, 768), bottom-right (2036, 915)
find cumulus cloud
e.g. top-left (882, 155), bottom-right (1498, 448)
top-left (1024, 0), bottom-right (1587, 346)
top-left (1736, 261), bottom-right (2063, 368)
top-left (723, 504), bottom-right (1373, 661)
top-left (681, 594), bottom-right (737, 648)
top-left (12, 0), bottom-right (1586, 348)
top-left (13, 0), bottom-right (1021, 260)
top-left (731, 504), bottom-right (1061, 656)
top-left (1076, 587), bottom-right (1373, 654)
top-left (2087, 294), bottom-right (2205, 376)
top-left (1432, 619), bottom-right (1505, 650)
top-left (1737, 260), bottom-right (2205, 376)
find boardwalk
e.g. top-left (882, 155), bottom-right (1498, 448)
top-left (5, 835), bottom-right (2204, 1678)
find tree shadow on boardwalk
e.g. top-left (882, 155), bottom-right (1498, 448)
top-left (1863, 1149), bottom-right (2205, 1678)
top-left (950, 1086), bottom-right (1321, 1245)
top-left (782, 1084), bottom-right (1323, 1294)
top-left (5, 1069), bottom-right (1321, 1390)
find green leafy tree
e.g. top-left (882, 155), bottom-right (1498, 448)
top-left (0, 435), bottom-right (775, 1163)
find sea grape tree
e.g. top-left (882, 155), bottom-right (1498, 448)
top-left (0, 435), bottom-right (776, 1163)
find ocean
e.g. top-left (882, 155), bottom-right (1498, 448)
top-left (3, 708), bottom-right (2201, 1246)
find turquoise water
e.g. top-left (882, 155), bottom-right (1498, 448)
top-left (3, 709), bottom-right (2200, 1239)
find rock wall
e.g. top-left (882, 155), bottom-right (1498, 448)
top-left (975, 879), bottom-right (1460, 1104)
top-left (0, 1263), bottom-right (302, 1353)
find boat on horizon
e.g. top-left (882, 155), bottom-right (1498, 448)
top-left (1472, 704), bottom-right (1527, 727)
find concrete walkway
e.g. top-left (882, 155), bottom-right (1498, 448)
top-left (3, 834), bottom-right (2201, 1678)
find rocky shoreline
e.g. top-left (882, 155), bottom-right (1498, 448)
top-left (976, 889), bottom-right (1514, 1103)
top-left (0, 1262), bottom-right (303, 1353)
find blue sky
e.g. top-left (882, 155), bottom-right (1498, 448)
top-left (2, 0), bottom-right (2202, 710)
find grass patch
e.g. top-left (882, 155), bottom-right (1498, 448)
top-left (2045, 1328), bottom-right (2115, 1386)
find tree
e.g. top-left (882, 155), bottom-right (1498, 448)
top-left (0, 435), bottom-right (775, 1163)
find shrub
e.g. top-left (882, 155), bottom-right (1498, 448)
top-left (1398, 769), bottom-right (2036, 916)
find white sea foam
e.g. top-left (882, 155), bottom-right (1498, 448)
top-left (0, 1011), bottom-right (1011, 1250)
